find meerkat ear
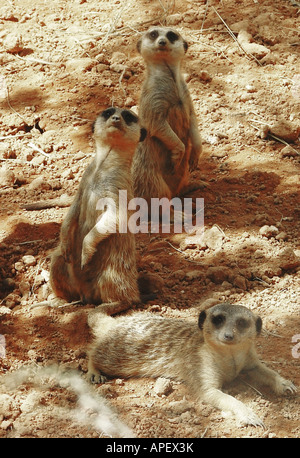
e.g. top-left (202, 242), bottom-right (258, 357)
top-left (92, 120), bottom-right (96, 133)
top-left (183, 40), bottom-right (188, 53)
top-left (137, 38), bottom-right (142, 54)
top-left (255, 316), bottom-right (262, 335)
top-left (198, 310), bottom-right (207, 330)
top-left (139, 127), bottom-right (147, 142)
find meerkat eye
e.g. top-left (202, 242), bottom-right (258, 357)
top-left (149, 30), bottom-right (159, 40)
top-left (236, 318), bottom-right (250, 330)
top-left (211, 314), bottom-right (225, 328)
top-left (101, 108), bottom-right (116, 120)
top-left (166, 31), bottom-right (179, 43)
top-left (121, 110), bottom-right (138, 126)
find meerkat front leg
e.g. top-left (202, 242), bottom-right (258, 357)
top-left (153, 120), bottom-right (185, 168)
top-left (199, 358), bottom-right (265, 427)
top-left (81, 203), bottom-right (117, 269)
top-left (245, 357), bottom-right (297, 396)
top-left (60, 201), bottom-right (79, 263)
top-left (201, 383), bottom-right (265, 427)
top-left (188, 114), bottom-right (202, 171)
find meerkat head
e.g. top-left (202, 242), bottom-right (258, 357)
top-left (93, 107), bottom-right (147, 153)
top-left (198, 303), bottom-right (262, 349)
top-left (137, 26), bottom-right (188, 64)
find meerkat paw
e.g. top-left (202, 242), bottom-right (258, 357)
top-left (235, 407), bottom-right (265, 428)
top-left (81, 246), bottom-right (94, 269)
top-left (88, 370), bottom-right (108, 384)
top-left (275, 377), bottom-right (297, 395)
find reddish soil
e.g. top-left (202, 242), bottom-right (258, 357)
top-left (0, 0), bottom-right (299, 438)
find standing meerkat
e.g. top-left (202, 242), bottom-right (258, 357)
top-left (131, 26), bottom-right (202, 204)
top-left (50, 107), bottom-right (147, 314)
top-left (87, 303), bottom-right (297, 427)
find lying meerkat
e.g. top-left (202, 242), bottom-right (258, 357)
top-left (50, 107), bottom-right (147, 314)
top-left (132, 26), bottom-right (202, 204)
top-left (87, 303), bottom-right (297, 427)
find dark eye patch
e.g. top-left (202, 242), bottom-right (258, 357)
top-left (121, 110), bottom-right (138, 125)
top-left (148, 29), bottom-right (159, 40)
top-left (166, 31), bottom-right (179, 43)
top-left (101, 107), bottom-right (116, 120)
top-left (236, 318), bottom-right (250, 330)
top-left (211, 314), bottom-right (225, 328)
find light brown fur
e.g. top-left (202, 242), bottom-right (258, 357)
top-left (87, 303), bottom-right (297, 426)
top-left (50, 107), bottom-right (146, 314)
top-left (132, 26), bottom-right (202, 204)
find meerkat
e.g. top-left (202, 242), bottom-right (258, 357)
top-left (50, 107), bottom-right (147, 315)
top-left (131, 26), bottom-right (202, 205)
top-left (87, 303), bottom-right (297, 427)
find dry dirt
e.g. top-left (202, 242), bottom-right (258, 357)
top-left (0, 0), bottom-right (299, 439)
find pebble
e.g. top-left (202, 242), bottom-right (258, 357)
top-left (280, 145), bottom-right (299, 158)
top-left (22, 255), bottom-right (36, 266)
top-left (3, 33), bottom-right (24, 53)
top-left (65, 58), bottom-right (96, 73)
top-left (270, 119), bottom-right (300, 143)
top-left (259, 225), bottom-right (279, 238)
top-left (0, 166), bottom-right (15, 187)
top-left (153, 377), bottom-right (173, 396)
top-left (277, 248), bottom-right (300, 271)
top-left (237, 30), bottom-right (270, 59)
top-left (202, 226), bottom-right (224, 250)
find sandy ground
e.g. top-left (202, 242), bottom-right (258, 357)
top-left (0, 0), bottom-right (299, 439)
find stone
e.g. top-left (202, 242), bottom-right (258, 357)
top-left (277, 248), bottom-right (300, 271)
top-left (3, 33), bottom-right (24, 53)
top-left (206, 267), bottom-right (231, 284)
top-left (202, 226), bottom-right (224, 251)
top-left (259, 225), bottom-right (279, 238)
top-left (22, 255), bottom-right (36, 266)
top-left (237, 30), bottom-right (270, 59)
top-left (0, 166), bottom-right (15, 187)
top-left (270, 119), bottom-right (300, 143)
top-left (153, 377), bottom-right (173, 396)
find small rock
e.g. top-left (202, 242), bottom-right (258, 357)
top-left (0, 166), bottom-right (15, 187)
top-left (259, 225), bottom-right (279, 238)
top-left (280, 146), bottom-right (299, 158)
top-left (168, 400), bottom-right (193, 415)
top-left (61, 168), bottom-right (74, 180)
top-left (270, 119), bottom-right (300, 143)
top-left (277, 248), bottom-right (300, 271)
top-left (153, 377), bottom-right (173, 396)
top-left (202, 226), bottom-right (224, 251)
top-left (198, 70), bottom-right (212, 82)
top-left (237, 30), bottom-right (270, 59)
top-left (18, 281), bottom-right (31, 297)
top-left (232, 275), bottom-right (247, 291)
top-left (185, 270), bottom-right (202, 280)
top-left (28, 176), bottom-right (50, 191)
top-left (20, 392), bottom-right (41, 413)
top-left (3, 33), bottom-right (24, 53)
top-left (31, 155), bottom-right (47, 167)
top-left (0, 394), bottom-right (13, 415)
top-left (65, 58), bottom-right (96, 73)
top-left (14, 261), bottom-right (25, 272)
top-left (206, 266), bottom-right (231, 284)
top-left (275, 231), bottom-right (288, 241)
top-left (22, 255), bottom-right (36, 266)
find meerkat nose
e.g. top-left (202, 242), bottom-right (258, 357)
top-left (224, 333), bottom-right (234, 341)
top-left (111, 114), bottom-right (121, 122)
top-left (158, 38), bottom-right (167, 46)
